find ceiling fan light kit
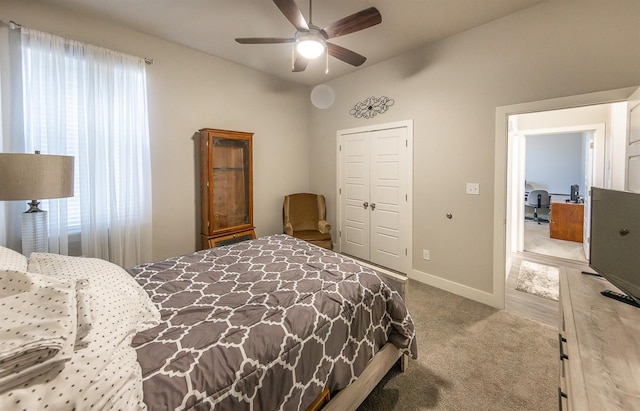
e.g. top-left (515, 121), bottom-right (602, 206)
top-left (235, 0), bottom-right (381, 73)
top-left (296, 32), bottom-right (325, 59)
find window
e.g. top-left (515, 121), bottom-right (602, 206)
top-left (19, 28), bottom-right (152, 267)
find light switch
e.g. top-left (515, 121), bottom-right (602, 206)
top-left (466, 183), bottom-right (480, 195)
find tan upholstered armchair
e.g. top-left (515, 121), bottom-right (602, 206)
top-left (283, 193), bottom-right (332, 250)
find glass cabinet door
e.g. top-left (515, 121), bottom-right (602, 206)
top-left (211, 137), bottom-right (250, 232)
top-left (199, 128), bottom-right (254, 250)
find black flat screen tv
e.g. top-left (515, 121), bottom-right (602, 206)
top-left (589, 187), bottom-right (640, 306)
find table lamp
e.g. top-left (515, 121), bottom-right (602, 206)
top-left (0, 151), bottom-right (74, 256)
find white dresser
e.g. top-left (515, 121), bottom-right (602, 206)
top-left (559, 269), bottom-right (640, 410)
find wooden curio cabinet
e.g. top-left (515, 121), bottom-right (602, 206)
top-left (199, 128), bottom-right (255, 249)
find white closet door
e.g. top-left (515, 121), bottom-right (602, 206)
top-left (340, 134), bottom-right (371, 260)
top-left (369, 127), bottom-right (408, 271)
top-left (338, 121), bottom-right (412, 274)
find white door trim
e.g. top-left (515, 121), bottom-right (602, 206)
top-left (626, 87), bottom-right (640, 192)
top-left (336, 120), bottom-right (414, 275)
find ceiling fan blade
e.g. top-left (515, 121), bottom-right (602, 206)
top-left (322, 7), bottom-right (381, 39)
top-left (292, 55), bottom-right (308, 72)
top-left (273, 0), bottom-right (309, 31)
top-left (235, 37), bottom-right (295, 44)
top-left (327, 43), bottom-right (366, 66)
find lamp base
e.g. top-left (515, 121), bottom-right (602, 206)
top-left (22, 208), bottom-right (48, 257)
top-left (26, 199), bottom-right (44, 213)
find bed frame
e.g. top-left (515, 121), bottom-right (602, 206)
top-left (320, 259), bottom-right (409, 410)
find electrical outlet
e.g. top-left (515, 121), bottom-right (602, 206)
top-left (423, 249), bottom-right (430, 261)
top-left (466, 183), bottom-right (480, 195)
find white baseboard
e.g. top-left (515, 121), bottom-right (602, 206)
top-left (410, 269), bottom-right (502, 309)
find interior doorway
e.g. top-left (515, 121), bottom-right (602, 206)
top-left (521, 129), bottom-right (591, 263)
top-left (511, 125), bottom-right (600, 263)
top-left (492, 86), bottom-right (637, 314)
top-left (500, 100), bottom-right (629, 325)
top-left (507, 104), bottom-right (628, 262)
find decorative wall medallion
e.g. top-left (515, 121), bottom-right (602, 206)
top-left (349, 96), bottom-right (395, 119)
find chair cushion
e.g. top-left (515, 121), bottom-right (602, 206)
top-left (292, 230), bottom-right (332, 242)
top-left (308, 239), bottom-right (333, 250)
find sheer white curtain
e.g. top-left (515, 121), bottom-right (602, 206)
top-left (20, 28), bottom-right (152, 267)
top-left (0, 24), bottom-right (26, 252)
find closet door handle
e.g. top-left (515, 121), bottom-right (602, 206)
top-left (363, 202), bottom-right (369, 209)
top-left (370, 203), bottom-right (376, 211)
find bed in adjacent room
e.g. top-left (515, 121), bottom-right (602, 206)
top-left (0, 234), bottom-right (417, 410)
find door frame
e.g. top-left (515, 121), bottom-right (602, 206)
top-left (625, 87), bottom-right (640, 192)
top-left (494, 86), bottom-right (638, 309)
top-left (336, 119), bottom-right (414, 275)
top-left (511, 124), bottom-right (604, 258)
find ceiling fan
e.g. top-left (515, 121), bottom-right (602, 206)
top-left (235, 0), bottom-right (382, 72)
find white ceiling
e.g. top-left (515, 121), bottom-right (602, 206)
top-left (39, 0), bottom-right (544, 86)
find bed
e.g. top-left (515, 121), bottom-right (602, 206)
top-left (0, 234), bottom-right (417, 410)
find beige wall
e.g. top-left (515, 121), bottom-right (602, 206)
top-left (0, 0), bottom-right (311, 261)
top-left (309, 1), bottom-right (640, 302)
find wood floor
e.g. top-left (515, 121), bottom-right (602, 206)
top-left (505, 222), bottom-right (591, 327)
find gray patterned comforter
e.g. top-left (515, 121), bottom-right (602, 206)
top-left (128, 234), bottom-right (417, 411)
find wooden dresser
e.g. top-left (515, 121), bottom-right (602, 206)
top-left (550, 202), bottom-right (583, 242)
top-left (558, 269), bottom-right (640, 410)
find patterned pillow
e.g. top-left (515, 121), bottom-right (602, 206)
top-left (0, 270), bottom-right (77, 394)
top-left (27, 253), bottom-right (160, 331)
top-left (0, 246), bottom-right (28, 272)
top-left (0, 248), bottom-right (92, 349)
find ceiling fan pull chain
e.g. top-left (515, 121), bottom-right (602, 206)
top-left (291, 44), bottom-right (295, 70)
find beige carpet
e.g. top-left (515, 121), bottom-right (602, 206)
top-left (515, 261), bottom-right (560, 301)
top-left (358, 280), bottom-right (557, 411)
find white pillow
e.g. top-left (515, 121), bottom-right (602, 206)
top-left (27, 253), bottom-right (160, 331)
top-left (0, 246), bottom-right (28, 272)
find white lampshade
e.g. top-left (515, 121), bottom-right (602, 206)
top-left (296, 34), bottom-right (325, 59)
top-left (0, 152), bottom-right (74, 256)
